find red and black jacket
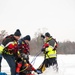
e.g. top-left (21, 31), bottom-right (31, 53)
top-left (2, 35), bottom-right (18, 55)
top-left (18, 39), bottom-right (30, 54)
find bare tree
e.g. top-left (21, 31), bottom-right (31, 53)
top-left (0, 30), bottom-right (7, 44)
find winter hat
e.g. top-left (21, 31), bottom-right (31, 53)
top-left (14, 29), bottom-right (21, 36)
top-left (23, 35), bottom-right (31, 41)
top-left (45, 32), bottom-right (51, 37)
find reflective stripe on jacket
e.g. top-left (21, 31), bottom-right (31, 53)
top-left (45, 46), bottom-right (56, 59)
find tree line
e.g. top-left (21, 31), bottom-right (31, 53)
top-left (30, 35), bottom-right (75, 55)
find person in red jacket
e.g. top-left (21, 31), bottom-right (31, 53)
top-left (0, 29), bottom-right (21, 75)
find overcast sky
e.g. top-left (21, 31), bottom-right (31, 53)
top-left (0, 0), bottom-right (75, 42)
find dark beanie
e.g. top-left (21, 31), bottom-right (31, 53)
top-left (23, 35), bottom-right (31, 41)
top-left (14, 29), bottom-right (21, 36)
top-left (45, 32), bottom-right (51, 37)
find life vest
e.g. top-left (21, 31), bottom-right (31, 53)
top-left (44, 37), bottom-right (57, 59)
top-left (2, 35), bottom-right (18, 55)
top-left (18, 39), bottom-right (30, 54)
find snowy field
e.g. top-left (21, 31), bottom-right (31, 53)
top-left (1, 54), bottom-right (75, 75)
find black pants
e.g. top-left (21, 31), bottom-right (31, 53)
top-left (0, 56), bottom-right (2, 67)
top-left (39, 57), bottom-right (57, 69)
top-left (0, 56), bottom-right (2, 72)
top-left (44, 58), bottom-right (57, 67)
top-left (37, 57), bottom-right (58, 73)
top-left (3, 54), bottom-right (16, 75)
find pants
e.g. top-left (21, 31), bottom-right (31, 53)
top-left (0, 55), bottom-right (2, 72)
top-left (38, 57), bottom-right (58, 70)
top-left (3, 54), bottom-right (16, 75)
top-left (44, 58), bottom-right (57, 67)
top-left (37, 57), bottom-right (58, 73)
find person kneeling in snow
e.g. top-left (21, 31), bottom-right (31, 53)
top-left (16, 35), bottom-right (41, 75)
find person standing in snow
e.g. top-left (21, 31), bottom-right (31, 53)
top-left (37, 32), bottom-right (58, 74)
top-left (0, 29), bottom-right (21, 75)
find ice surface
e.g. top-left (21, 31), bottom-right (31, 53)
top-left (1, 55), bottom-right (75, 75)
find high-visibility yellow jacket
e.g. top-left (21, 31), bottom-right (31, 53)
top-left (0, 44), bottom-right (4, 54)
top-left (44, 38), bottom-right (57, 59)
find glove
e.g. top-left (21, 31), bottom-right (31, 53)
top-left (43, 43), bottom-right (49, 48)
top-left (41, 43), bottom-right (49, 52)
top-left (41, 48), bottom-right (45, 52)
top-left (41, 34), bottom-right (45, 39)
top-left (35, 69), bottom-right (42, 74)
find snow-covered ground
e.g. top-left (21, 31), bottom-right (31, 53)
top-left (1, 54), bottom-right (75, 75)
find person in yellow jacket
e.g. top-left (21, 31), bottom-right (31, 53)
top-left (37, 32), bottom-right (58, 74)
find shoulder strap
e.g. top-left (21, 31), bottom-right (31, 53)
top-left (52, 38), bottom-right (58, 49)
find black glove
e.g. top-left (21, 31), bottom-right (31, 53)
top-left (41, 34), bottom-right (45, 39)
top-left (41, 48), bottom-right (45, 52)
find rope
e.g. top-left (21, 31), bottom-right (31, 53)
top-left (30, 51), bottom-right (42, 65)
top-left (19, 66), bottom-right (28, 72)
